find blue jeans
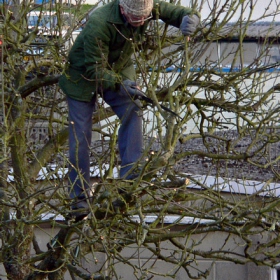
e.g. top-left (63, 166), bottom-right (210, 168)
top-left (67, 89), bottom-right (143, 200)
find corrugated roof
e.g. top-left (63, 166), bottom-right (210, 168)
top-left (220, 21), bottom-right (280, 40)
top-left (164, 21), bottom-right (280, 42)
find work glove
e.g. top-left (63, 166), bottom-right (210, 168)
top-left (120, 79), bottom-right (146, 100)
top-left (180, 14), bottom-right (200, 36)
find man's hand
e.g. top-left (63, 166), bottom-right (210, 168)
top-left (180, 14), bottom-right (200, 36)
top-left (120, 80), bottom-right (146, 100)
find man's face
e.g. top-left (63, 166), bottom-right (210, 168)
top-left (120, 5), bottom-right (152, 27)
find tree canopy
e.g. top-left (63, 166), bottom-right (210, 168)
top-left (0, 0), bottom-right (280, 279)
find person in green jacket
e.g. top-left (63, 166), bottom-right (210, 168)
top-left (59, 0), bottom-right (200, 218)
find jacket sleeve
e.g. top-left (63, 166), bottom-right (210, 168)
top-left (154, 0), bottom-right (200, 28)
top-left (83, 17), bottom-right (120, 91)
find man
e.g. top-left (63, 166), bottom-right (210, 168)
top-left (59, 0), bottom-right (200, 216)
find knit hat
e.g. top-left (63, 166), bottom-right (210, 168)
top-left (119, 0), bottom-right (153, 17)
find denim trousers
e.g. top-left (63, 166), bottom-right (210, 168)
top-left (67, 89), bottom-right (143, 199)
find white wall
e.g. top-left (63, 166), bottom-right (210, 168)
top-left (83, 0), bottom-right (98, 4)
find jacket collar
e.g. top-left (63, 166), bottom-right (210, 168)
top-left (107, 0), bottom-right (125, 24)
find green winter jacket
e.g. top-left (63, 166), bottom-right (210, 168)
top-left (59, 0), bottom-right (196, 102)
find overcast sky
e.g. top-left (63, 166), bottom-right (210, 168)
top-left (181, 0), bottom-right (280, 22)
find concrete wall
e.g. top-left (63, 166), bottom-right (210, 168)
top-left (0, 223), bottom-right (275, 280)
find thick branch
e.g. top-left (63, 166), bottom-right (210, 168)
top-left (19, 75), bottom-right (60, 98)
top-left (29, 128), bottom-right (69, 180)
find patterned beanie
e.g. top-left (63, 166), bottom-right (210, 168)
top-left (119, 0), bottom-right (153, 17)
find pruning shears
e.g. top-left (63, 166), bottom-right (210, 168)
top-left (134, 88), bottom-right (183, 120)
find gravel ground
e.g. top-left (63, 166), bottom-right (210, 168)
top-left (91, 130), bottom-right (280, 182)
top-left (173, 131), bottom-right (280, 182)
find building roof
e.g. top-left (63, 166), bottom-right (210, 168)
top-left (219, 21), bottom-right (280, 41)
